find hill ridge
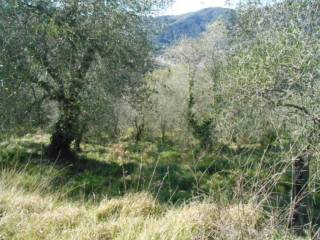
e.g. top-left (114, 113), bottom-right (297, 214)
top-left (153, 7), bottom-right (235, 48)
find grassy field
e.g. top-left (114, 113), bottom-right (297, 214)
top-left (0, 133), bottom-right (306, 239)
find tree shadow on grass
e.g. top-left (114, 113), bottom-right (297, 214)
top-left (1, 137), bottom-right (289, 205)
top-left (4, 138), bottom-right (318, 227)
top-left (0, 140), bottom-right (198, 203)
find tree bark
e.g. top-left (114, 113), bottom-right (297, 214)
top-left (161, 123), bottom-right (166, 144)
top-left (74, 129), bottom-right (83, 152)
top-left (46, 99), bottom-right (80, 161)
top-left (134, 116), bottom-right (144, 143)
top-left (289, 150), bottom-right (311, 235)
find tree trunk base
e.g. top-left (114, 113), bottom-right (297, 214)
top-left (46, 132), bottom-right (77, 162)
top-left (289, 150), bottom-right (310, 236)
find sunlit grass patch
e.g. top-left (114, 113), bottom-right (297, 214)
top-left (0, 178), bottom-right (291, 240)
top-left (97, 192), bottom-right (163, 221)
top-left (0, 134), bottom-right (305, 239)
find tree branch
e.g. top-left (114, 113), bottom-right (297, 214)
top-left (279, 103), bottom-right (310, 116)
top-left (278, 102), bottom-right (320, 125)
top-left (30, 41), bottom-right (65, 101)
top-left (77, 45), bottom-right (96, 80)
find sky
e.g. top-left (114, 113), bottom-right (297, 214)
top-left (162, 0), bottom-right (235, 16)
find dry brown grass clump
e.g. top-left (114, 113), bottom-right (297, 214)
top-left (0, 169), bottom-right (298, 240)
top-left (96, 192), bottom-right (163, 221)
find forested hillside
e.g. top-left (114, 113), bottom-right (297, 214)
top-left (153, 7), bottom-right (234, 47)
top-left (0, 0), bottom-right (319, 239)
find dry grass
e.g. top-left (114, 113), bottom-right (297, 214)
top-left (0, 169), bottom-right (299, 240)
top-left (96, 192), bottom-right (163, 220)
top-left (0, 135), bottom-right (303, 239)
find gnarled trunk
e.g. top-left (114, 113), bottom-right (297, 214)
top-left (289, 150), bottom-right (311, 235)
top-left (74, 131), bottom-right (83, 152)
top-left (134, 116), bottom-right (144, 143)
top-left (46, 99), bottom-right (80, 161)
top-left (74, 122), bottom-right (86, 152)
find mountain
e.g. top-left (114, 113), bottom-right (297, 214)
top-left (153, 7), bottom-right (235, 48)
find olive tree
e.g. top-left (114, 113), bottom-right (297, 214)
top-left (0, 0), bottom-right (169, 160)
top-left (163, 22), bottom-right (227, 149)
top-left (225, 0), bottom-right (320, 233)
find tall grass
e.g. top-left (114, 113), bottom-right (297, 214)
top-left (0, 134), bottom-right (307, 239)
top-left (0, 171), bottom-right (293, 240)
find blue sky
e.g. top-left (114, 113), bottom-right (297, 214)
top-left (162, 0), bottom-right (235, 15)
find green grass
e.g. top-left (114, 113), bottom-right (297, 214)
top-left (0, 135), bottom-right (269, 201)
top-left (0, 133), bottom-right (311, 239)
top-left (0, 133), bottom-right (296, 203)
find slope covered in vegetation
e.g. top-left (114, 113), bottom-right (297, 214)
top-left (153, 7), bottom-right (234, 47)
top-left (0, 0), bottom-right (319, 239)
top-left (0, 134), bottom-right (299, 239)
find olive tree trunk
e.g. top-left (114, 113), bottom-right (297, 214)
top-left (47, 99), bottom-right (80, 161)
top-left (289, 150), bottom-right (311, 234)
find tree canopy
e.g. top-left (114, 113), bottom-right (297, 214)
top-left (0, 0), bottom-right (170, 159)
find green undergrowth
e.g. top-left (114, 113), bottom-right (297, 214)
top-left (0, 133), bottom-right (294, 204)
top-left (0, 133), bottom-right (311, 239)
